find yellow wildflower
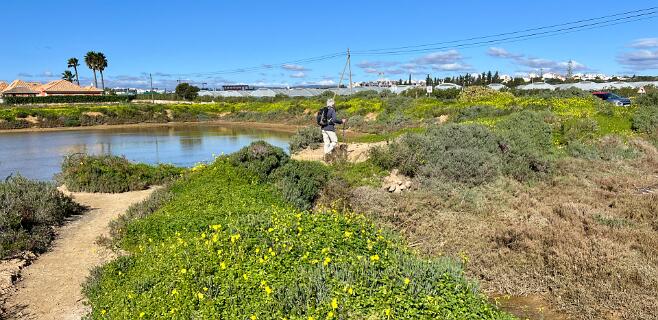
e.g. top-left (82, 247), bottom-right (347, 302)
top-left (404, 277), bottom-right (411, 285)
top-left (220, 262), bottom-right (227, 269)
top-left (179, 268), bottom-right (187, 274)
top-left (331, 298), bottom-right (338, 309)
top-left (197, 292), bottom-right (204, 300)
top-left (385, 308), bottom-right (391, 316)
top-left (323, 257), bottom-right (331, 266)
top-left (139, 312), bottom-right (145, 318)
top-left (370, 254), bottom-right (380, 262)
top-left (264, 285), bottom-right (272, 295)
top-left (171, 289), bottom-right (178, 295)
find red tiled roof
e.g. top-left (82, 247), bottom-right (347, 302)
top-left (40, 80), bottom-right (102, 93)
top-left (0, 81), bottom-right (8, 91)
top-left (2, 80), bottom-right (39, 94)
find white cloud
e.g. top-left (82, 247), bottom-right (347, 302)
top-left (281, 64), bottom-right (308, 71)
top-left (356, 60), bottom-right (399, 69)
top-left (487, 47), bottom-right (589, 73)
top-left (289, 71), bottom-right (306, 78)
top-left (432, 63), bottom-right (471, 71)
top-left (412, 50), bottom-right (463, 65)
top-left (630, 38), bottom-right (658, 48)
top-left (486, 47), bottom-right (520, 59)
top-left (617, 49), bottom-right (658, 70)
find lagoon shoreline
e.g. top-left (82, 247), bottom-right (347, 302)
top-left (0, 119), bottom-right (302, 134)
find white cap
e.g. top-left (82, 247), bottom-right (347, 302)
top-left (326, 98), bottom-right (335, 107)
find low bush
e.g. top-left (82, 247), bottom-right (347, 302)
top-left (0, 175), bottom-right (86, 258)
top-left (229, 141), bottom-right (289, 181)
top-left (496, 111), bottom-right (554, 180)
top-left (289, 125), bottom-right (322, 153)
top-left (371, 124), bottom-right (503, 185)
top-left (58, 154), bottom-right (183, 193)
top-left (632, 92), bottom-right (658, 134)
top-left (561, 118), bottom-right (599, 142)
top-left (272, 160), bottom-right (331, 210)
top-left (4, 95), bottom-right (135, 105)
top-left (83, 159), bottom-right (511, 319)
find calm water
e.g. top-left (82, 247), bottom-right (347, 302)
top-left (0, 124), bottom-right (292, 181)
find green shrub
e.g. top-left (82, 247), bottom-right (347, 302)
top-left (108, 186), bottom-right (175, 242)
top-left (0, 175), bottom-right (86, 258)
top-left (272, 160), bottom-right (330, 210)
top-left (83, 160), bottom-right (511, 319)
top-left (496, 111), bottom-right (554, 180)
top-left (58, 154), bottom-right (183, 193)
top-left (632, 92), bottom-right (658, 134)
top-left (289, 126), bottom-right (322, 153)
top-left (229, 141), bottom-right (289, 181)
top-left (372, 124), bottom-right (503, 185)
top-left (561, 117), bottom-right (599, 143)
top-left (4, 95), bottom-right (135, 105)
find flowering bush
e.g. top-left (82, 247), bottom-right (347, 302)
top-left (84, 159), bottom-right (512, 319)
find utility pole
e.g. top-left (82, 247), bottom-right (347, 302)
top-left (567, 60), bottom-right (574, 81)
top-left (347, 48), bottom-right (353, 93)
top-left (150, 73), bottom-right (154, 104)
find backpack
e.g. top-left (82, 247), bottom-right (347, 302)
top-left (316, 107), bottom-right (329, 126)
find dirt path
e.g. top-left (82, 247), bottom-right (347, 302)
top-left (292, 142), bottom-right (386, 163)
top-left (3, 188), bottom-right (155, 320)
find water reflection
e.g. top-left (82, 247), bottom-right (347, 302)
top-left (0, 123), bottom-right (291, 181)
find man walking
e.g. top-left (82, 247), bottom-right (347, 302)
top-left (318, 98), bottom-right (346, 160)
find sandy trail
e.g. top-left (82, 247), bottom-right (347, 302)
top-left (3, 187), bottom-right (155, 320)
top-left (292, 142), bottom-right (386, 163)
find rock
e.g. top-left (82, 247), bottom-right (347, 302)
top-left (399, 184), bottom-right (406, 191)
top-left (393, 185), bottom-right (402, 193)
top-left (396, 180), bottom-right (403, 185)
top-left (388, 185), bottom-right (396, 192)
top-left (405, 181), bottom-right (412, 188)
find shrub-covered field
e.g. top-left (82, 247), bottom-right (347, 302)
top-left (84, 154), bottom-right (512, 319)
top-left (0, 175), bottom-right (86, 258)
top-left (58, 154), bottom-right (184, 193)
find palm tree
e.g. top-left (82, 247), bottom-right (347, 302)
top-left (67, 57), bottom-right (80, 85)
top-left (84, 51), bottom-right (98, 88)
top-left (61, 70), bottom-right (75, 82)
top-left (96, 52), bottom-right (108, 93)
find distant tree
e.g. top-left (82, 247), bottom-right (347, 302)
top-left (398, 79), bottom-right (403, 85)
top-left (408, 74), bottom-right (412, 85)
top-left (493, 71), bottom-right (500, 83)
top-left (96, 52), bottom-right (108, 93)
top-left (84, 51), bottom-right (99, 88)
top-left (67, 57), bottom-right (80, 85)
top-left (61, 70), bottom-right (75, 82)
top-left (486, 71), bottom-right (493, 84)
top-left (425, 74), bottom-right (432, 86)
top-left (175, 83), bottom-right (200, 101)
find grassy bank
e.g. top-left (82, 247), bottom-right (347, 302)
top-left (1, 88), bottom-right (653, 143)
top-left (0, 176), bottom-right (86, 258)
top-left (84, 157), bottom-right (512, 319)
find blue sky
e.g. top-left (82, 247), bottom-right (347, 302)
top-left (1, 0), bottom-right (657, 89)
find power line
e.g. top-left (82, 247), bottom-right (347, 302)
top-left (165, 7), bottom-right (656, 78)
top-left (354, 6), bottom-right (657, 54)
top-left (351, 10), bottom-right (656, 56)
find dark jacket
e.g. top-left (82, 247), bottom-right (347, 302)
top-left (321, 106), bottom-right (343, 132)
